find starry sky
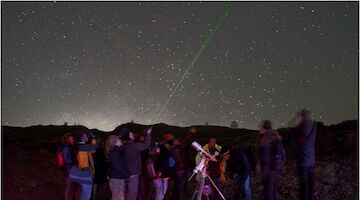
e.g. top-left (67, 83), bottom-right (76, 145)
top-left (2, 2), bottom-right (358, 131)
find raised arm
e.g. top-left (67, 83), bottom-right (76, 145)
top-left (135, 128), bottom-right (152, 151)
top-left (288, 112), bottom-right (301, 128)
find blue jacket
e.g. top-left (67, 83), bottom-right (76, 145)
top-left (109, 146), bottom-right (130, 179)
top-left (62, 145), bottom-right (74, 177)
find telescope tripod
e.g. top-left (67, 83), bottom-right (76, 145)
top-left (189, 158), bottom-right (226, 200)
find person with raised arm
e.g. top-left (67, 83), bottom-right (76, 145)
top-left (288, 109), bottom-right (317, 200)
top-left (121, 127), bottom-right (152, 200)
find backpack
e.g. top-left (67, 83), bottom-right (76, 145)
top-left (56, 145), bottom-right (65, 171)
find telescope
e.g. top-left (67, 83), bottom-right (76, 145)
top-left (188, 141), bottom-right (218, 181)
top-left (189, 141), bottom-right (226, 200)
top-left (191, 141), bottom-right (217, 162)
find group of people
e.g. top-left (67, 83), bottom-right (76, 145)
top-left (58, 109), bottom-right (317, 200)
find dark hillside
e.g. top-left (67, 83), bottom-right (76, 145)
top-left (2, 120), bottom-right (358, 200)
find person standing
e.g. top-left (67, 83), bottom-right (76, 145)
top-left (61, 132), bottom-right (80, 200)
top-left (227, 146), bottom-right (252, 200)
top-left (88, 134), bottom-right (108, 200)
top-left (121, 127), bottom-right (152, 200)
top-left (136, 133), bottom-right (151, 200)
top-left (186, 127), bottom-right (197, 170)
top-left (289, 109), bottom-right (317, 200)
top-left (70, 131), bottom-right (99, 200)
top-left (170, 138), bottom-right (189, 200)
top-left (153, 141), bottom-right (172, 200)
top-left (258, 120), bottom-right (286, 200)
top-left (195, 137), bottom-right (222, 200)
top-left (107, 135), bottom-right (129, 200)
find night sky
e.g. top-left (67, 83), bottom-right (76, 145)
top-left (2, 2), bottom-right (358, 131)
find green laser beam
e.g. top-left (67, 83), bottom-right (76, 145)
top-left (151, 1), bottom-right (234, 125)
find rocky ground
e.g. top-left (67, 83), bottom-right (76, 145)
top-left (3, 148), bottom-right (357, 200)
top-left (2, 121), bottom-right (358, 200)
top-left (250, 156), bottom-right (357, 200)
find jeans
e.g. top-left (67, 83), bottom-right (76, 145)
top-left (80, 183), bottom-right (93, 200)
top-left (109, 178), bottom-right (126, 200)
top-left (262, 170), bottom-right (278, 200)
top-left (172, 171), bottom-right (187, 200)
top-left (65, 177), bottom-right (80, 200)
top-left (153, 178), bottom-right (168, 200)
top-left (232, 174), bottom-right (252, 200)
top-left (298, 165), bottom-right (315, 200)
top-left (127, 175), bottom-right (139, 200)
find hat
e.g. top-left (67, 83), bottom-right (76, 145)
top-left (119, 127), bottom-right (130, 141)
top-left (162, 133), bottom-right (174, 142)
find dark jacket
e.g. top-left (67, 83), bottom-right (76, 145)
top-left (294, 120), bottom-right (316, 167)
top-left (185, 132), bottom-right (196, 169)
top-left (207, 147), bottom-right (221, 178)
top-left (171, 144), bottom-right (189, 172)
top-left (153, 144), bottom-right (172, 178)
top-left (227, 147), bottom-right (251, 182)
top-left (123, 133), bottom-right (151, 175)
top-left (92, 147), bottom-right (109, 184)
top-left (259, 131), bottom-right (286, 172)
top-left (109, 146), bottom-right (130, 179)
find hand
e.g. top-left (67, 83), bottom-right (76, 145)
top-left (147, 128), bottom-right (152, 135)
top-left (156, 172), bottom-right (162, 178)
top-left (296, 111), bottom-right (303, 118)
top-left (209, 155), bottom-right (217, 162)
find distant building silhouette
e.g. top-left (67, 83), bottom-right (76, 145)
top-left (231, 121), bottom-right (238, 128)
top-left (64, 122), bottom-right (68, 126)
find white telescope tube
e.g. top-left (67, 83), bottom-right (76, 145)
top-left (191, 141), bottom-right (217, 162)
